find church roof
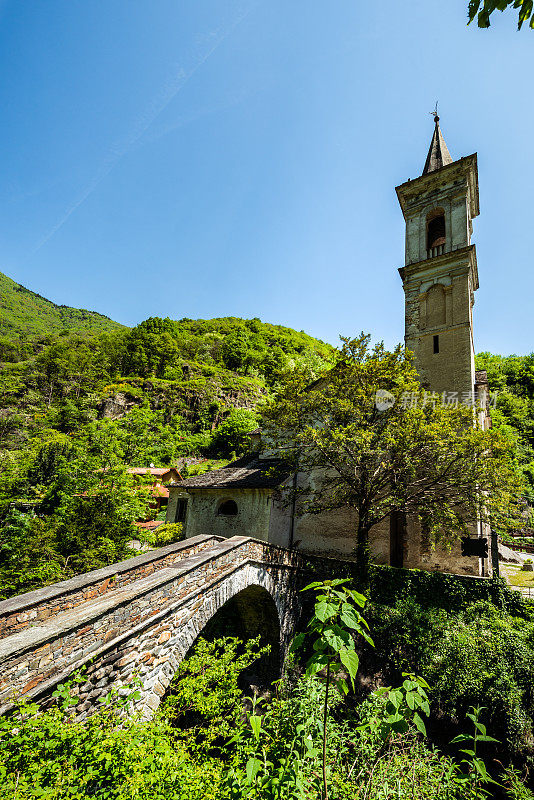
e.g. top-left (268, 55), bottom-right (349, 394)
top-left (175, 454), bottom-right (290, 490)
top-left (422, 115), bottom-right (453, 175)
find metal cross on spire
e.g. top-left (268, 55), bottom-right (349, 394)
top-left (422, 103), bottom-right (453, 175)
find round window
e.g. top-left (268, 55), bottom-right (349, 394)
top-left (217, 499), bottom-right (238, 516)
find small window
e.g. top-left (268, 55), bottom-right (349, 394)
top-left (217, 499), bottom-right (238, 516)
top-left (433, 335), bottom-right (440, 354)
top-left (176, 499), bottom-right (187, 522)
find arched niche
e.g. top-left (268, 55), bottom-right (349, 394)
top-left (426, 283), bottom-right (446, 328)
top-left (217, 498), bottom-right (238, 516)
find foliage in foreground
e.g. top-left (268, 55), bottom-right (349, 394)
top-left (2, 585), bottom-right (533, 800)
top-left (468, 0), bottom-right (534, 29)
top-left (367, 596), bottom-right (534, 761)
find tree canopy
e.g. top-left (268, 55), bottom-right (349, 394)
top-left (468, 0), bottom-right (534, 29)
top-left (263, 334), bottom-right (522, 578)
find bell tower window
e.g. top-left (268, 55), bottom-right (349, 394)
top-left (426, 209), bottom-right (446, 257)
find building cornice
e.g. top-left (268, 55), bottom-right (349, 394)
top-left (396, 154), bottom-right (479, 221)
top-left (398, 245), bottom-right (478, 291)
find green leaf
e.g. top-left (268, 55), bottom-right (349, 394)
top-left (413, 712), bottom-right (427, 736)
top-left (289, 633), bottom-right (306, 653)
top-left (305, 654), bottom-right (330, 677)
top-left (249, 715), bottom-right (262, 741)
top-left (315, 601), bottom-right (337, 622)
top-left (340, 607), bottom-right (364, 631)
top-left (388, 689), bottom-right (403, 709)
top-left (450, 734), bottom-right (472, 744)
top-left (245, 757), bottom-right (262, 784)
top-left (323, 626), bottom-right (349, 652)
top-left (301, 581), bottom-right (324, 591)
top-left (346, 588), bottom-right (367, 607)
top-left (339, 647), bottom-right (359, 684)
top-left (391, 718), bottom-right (409, 734)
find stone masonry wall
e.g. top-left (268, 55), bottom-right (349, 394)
top-left (61, 562), bottom-right (300, 720)
top-left (0, 535), bottom-right (221, 640)
top-left (0, 537), bottom-right (303, 718)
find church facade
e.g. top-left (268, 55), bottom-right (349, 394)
top-left (167, 118), bottom-right (492, 576)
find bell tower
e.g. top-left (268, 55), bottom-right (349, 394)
top-left (396, 114), bottom-right (480, 399)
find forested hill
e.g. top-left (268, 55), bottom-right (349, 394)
top-left (0, 270), bottom-right (126, 340)
top-left (0, 270), bottom-right (333, 516)
top-left (0, 274), bottom-right (334, 596)
top-left (476, 352), bottom-right (534, 502)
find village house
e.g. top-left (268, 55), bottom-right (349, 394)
top-left (127, 467), bottom-right (181, 518)
top-left (166, 117), bottom-right (493, 577)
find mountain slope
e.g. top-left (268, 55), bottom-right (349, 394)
top-left (0, 270), bottom-right (126, 339)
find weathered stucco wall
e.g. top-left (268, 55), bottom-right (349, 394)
top-left (182, 488), bottom-right (272, 541)
top-left (168, 479), bottom-right (484, 574)
top-left (404, 515), bottom-right (481, 575)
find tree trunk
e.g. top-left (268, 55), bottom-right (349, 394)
top-left (356, 520), bottom-right (371, 589)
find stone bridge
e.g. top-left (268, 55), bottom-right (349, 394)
top-left (0, 535), bottom-right (307, 720)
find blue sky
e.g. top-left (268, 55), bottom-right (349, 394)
top-left (1, 1), bottom-right (532, 354)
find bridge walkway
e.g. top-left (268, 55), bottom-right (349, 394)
top-left (0, 535), bottom-right (304, 718)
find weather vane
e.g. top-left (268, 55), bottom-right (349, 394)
top-left (429, 101), bottom-right (439, 123)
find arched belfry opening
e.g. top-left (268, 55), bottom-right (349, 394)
top-left (426, 208), bottom-right (446, 256)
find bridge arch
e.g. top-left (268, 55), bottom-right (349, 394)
top-left (73, 563), bottom-right (296, 718)
top-left (0, 537), bottom-right (304, 722)
top-left (200, 583), bottom-right (281, 682)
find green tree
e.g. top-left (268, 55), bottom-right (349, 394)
top-left (123, 317), bottom-right (180, 378)
top-left (0, 510), bottom-right (65, 599)
top-left (263, 334), bottom-right (522, 582)
top-left (221, 329), bottom-right (251, 372)
top-left (54, 474), bottom-right (151, 573)
top-left (210, 408), bottom-right (258, 457)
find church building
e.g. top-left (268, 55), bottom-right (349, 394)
top-left (166, 117), bottom-right (492, 576)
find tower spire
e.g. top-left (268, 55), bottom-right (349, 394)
top-left (422, 111), bottom-right (453, 175)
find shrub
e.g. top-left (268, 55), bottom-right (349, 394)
top-left (0, 697), bottom-right (223, 800)
top-left (367, 598), bottom-right (534, 757)
top-left (139, 523), bottom-right (184, 548)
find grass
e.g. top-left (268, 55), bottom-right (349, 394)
top-left (502, 563), bottom-right (534, 588)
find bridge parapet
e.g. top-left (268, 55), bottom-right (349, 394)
top-left (0, 537), bottom-right (304, 718)
top-left (0, 535), bottom-right (222, 641)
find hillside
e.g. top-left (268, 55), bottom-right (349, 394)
top-left (0, 275), bottom-right (334, 596)
top-left (0, 269), bottom-right (334, 497)
top-left (476, 351), bottom-right (534, 506)
top-left (0, 270), bottom-right (126, 340)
